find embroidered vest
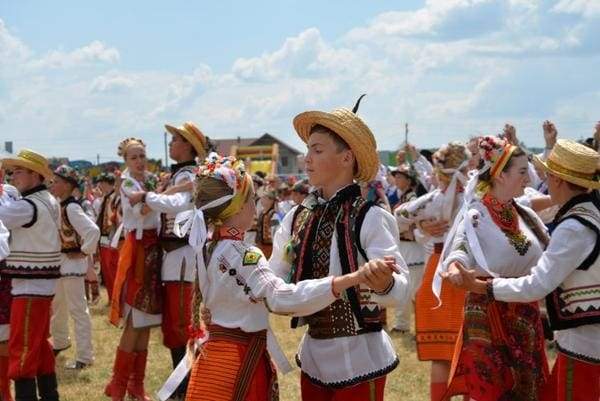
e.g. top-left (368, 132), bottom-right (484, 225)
top-left (546, 194), bottom-right (600, 331)
top-left (2, 187), bottom-right (61, 279)
top-left (256, 207), bottom-right (275, 246)
top-left (96, 190), bottom-right (114, 237)
top-left (60, 197), bottom-right (83, 253)
top-left (288, 185), bottom-right (381, 339)
top-left (159, 164), bottom-right (195, 252)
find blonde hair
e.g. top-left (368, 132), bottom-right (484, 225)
top-left (117, 137), bottom-right (146, 159)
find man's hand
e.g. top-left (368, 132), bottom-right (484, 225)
top-left (127, 191), bottom-right (146, 206)
top-left (503, 124), bottom-right (518, 145)
top-left (66, 252), bottom-right (86, 260)
top-left (358, 258), bottom-right (397, 293)
top-left (543, 120), bottom-right (557, 149)
top-left (418, 219), bottom-right (449, 237)
top-left (441, 262), bottom-right (486, 294)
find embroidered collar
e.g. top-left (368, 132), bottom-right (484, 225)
top-left (21, 184), bottom-right (47, 197)
top-left (315, 183), bottom-right (361, 205)
top-left (554, 192), bottom-right (599, 223)
top-left (170, 160), bottom-right (196, 175)
top-left (212, 226), bottom-right (245, 241)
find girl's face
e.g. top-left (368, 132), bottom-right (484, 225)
top-left (394, 173), bottom-right (412, 191)
top-left (237, 191), bottom-right (257, 232)
top-left (125, 145), bottom-right (147, 175)
top-left (496, 155), bottom-right (530, 198)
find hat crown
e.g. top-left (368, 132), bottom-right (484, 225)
top-left (550, 139), bottom-right (599, 175)
top-left (18, 149), bottom-right (49, 168)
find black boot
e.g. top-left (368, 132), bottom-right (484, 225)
top-left (170, 347), bottom-right (188, 398)
top-left (14, 378), bottom-right (37, 401)
top-left (36, 374), bottom-right (59, 401)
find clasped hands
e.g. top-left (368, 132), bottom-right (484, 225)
top-left (440, 261), bottom-right (487, 294)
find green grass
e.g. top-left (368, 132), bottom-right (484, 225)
top-left (54, 294), bottom-right (432, 401)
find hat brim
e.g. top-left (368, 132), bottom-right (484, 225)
top-left (534, 154), bottom-right (600, 190)
top-left (293, 110), bottom-right (379, 182)
top-left (165, 124), bottom-right (207, 160)
top-left (2, 158), bottom-right (53, 180)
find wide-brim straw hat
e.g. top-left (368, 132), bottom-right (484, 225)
top-left (165, 121), bottom-right (208, 160)
top-left (2, 149), bottom-right (53, 179)
top-left (293, 104), bottom-right (379, 182)
top-left (534, 139), bottom-right (600, 189)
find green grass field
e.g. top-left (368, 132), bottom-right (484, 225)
top-left (53, 296), bottom-right (432, 401)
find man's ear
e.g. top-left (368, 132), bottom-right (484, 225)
top-left (341, 149), bottom-right (355, 167)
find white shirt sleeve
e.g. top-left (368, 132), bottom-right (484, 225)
top-left (145, 191), bottom-right (192, 214)
top-left (268, 205), bottom-right (297, 280)
top-left (0, 220), bottom-right (9, 260)
top-left (145, 171), bottom-right (194, 214)
top-left (67, 203), bottom-right (101, 256)
top-left (360, 206), bottom-right (410, 307)
top-left (493, 219), bottom-right (596, 303)
top-left (442, 218), bottom-right (475, 270)
top-left (0, 199), bottom-right (36, 229)
top-left (239, 250), bottom-right (337, 316)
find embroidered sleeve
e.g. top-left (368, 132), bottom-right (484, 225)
top-left (360, 206), bottom-right (411, 308)
top-left (493, 220), bottom-right (595, 303)
top-left (235, 247), bottom-right (337, 316)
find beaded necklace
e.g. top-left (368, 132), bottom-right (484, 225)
top-left (482, 193), bottom-right (531, 255)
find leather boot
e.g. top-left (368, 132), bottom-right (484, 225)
top-left (14, 378), bottom-right (37, 401)
top-left (36, 374), bottom-right (58, 401)
top-left (104, 348), bottom-right (135, 401)
top-left (126, 350), bottom-right (151, 401)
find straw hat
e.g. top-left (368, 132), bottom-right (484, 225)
top-left (293, 95), bottom-right (379, 182)
top-left (165, 121), bottom-right (208, 160)
top-left (2, 149), bottom-right (53, 179)
top-left (535, 139), bottom-right (600, 189)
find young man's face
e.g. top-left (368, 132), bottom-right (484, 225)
top-left (50, 175), bottom-right (74, 200)
top-left (10, 167), bottom-right (43, 193)
top-left (304, 131), bottom-right (352, 189)
top-left (169, 133), bottom-right (193, 162)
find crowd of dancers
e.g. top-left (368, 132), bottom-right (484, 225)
top-left (0, 97), bottom-right (598, 401)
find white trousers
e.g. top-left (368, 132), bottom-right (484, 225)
top-left (394, 264), bottom-right (425, 330)
top-left (50, 276), bottom-right (94, 364)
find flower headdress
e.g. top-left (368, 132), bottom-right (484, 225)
top-left (117, 137), bottom-right (146, 158)
top-left (478, 135), bottom-right (517, 179)
top-left (54, 164), bottom-right (81, 187)
top-left (174, 152), bottom-right (253, 251)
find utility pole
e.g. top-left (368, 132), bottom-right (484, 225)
top-left (97, 153), bottom-right (100, 166)
top-left (405, 122), bottom-right (409, 145)
top-left (164, 131), bottom-right (169, 170)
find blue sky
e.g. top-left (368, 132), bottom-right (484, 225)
top-left (1, 0), bottom-right (600, 163)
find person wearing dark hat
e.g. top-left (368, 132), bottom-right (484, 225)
top-left (291, 180), bottom-right (310, 205)
top-left (126, 121), bottom-right (208, 400)
top-left (0, 149), bottom-right (61, 401)
top-left (49, 165), bottom-right (100, 370)
top-left (269, 97), bottom-right (410, 400)
top-left (449, 139), bottom-right (600, 401)
top-left (94, 172), bottom-right (120, 302)
top-left (255, 188), bottom-right (278, 258)
top-left (391, 164), bottom-right (426, 334)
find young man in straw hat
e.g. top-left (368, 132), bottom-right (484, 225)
top-left (0, 150), bottom-right (61, 401)
top-left (127, 121), bottom-right (208, 400)
top-left (453, 139), bottom-right (600, 401)
top-left (269, 97), bottom-right (410, 400)
top-left (49, 165), bottom-right (100, 370)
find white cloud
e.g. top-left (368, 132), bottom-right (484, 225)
top-left (552, 0), bottom-right (600, 17)
top-left (1, 2), bottom-right (600, 162)
top-left (29, 40), bottom-right (120, 70)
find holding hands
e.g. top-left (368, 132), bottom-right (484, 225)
top-left (440, 261), bottom-right (487, 294)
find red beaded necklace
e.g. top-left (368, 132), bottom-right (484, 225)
top-left (482, 193), bottom-right (519, 233)
top-left (482, 193), bottom-right (531, 256)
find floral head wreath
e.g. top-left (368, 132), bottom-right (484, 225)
top-left (117, 137), bottom-right (146, 158)
top-left (478, 135), bottom-right (518, 178)
top-left (173, 152), bottom-right (253, 251)
top-left (53, 164), bottom-right (81, 187)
